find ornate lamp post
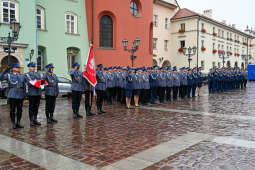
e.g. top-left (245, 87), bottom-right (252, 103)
top-left (0, 20), bottom-right (21, 67)
top-left (182, 46), bottom-right (197, 68)
top-left (122, 38), bottom-right (140, 67)
top-left (218, 50), bottom-right (229, 68)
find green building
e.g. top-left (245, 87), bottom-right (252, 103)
top-left (0, 0), bottom-right (89, 76)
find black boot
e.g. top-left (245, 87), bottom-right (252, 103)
top-left (88, 106), bottom-right (95, 116)
top-left (16, 121), bottom-right (24, 129)
top-left (50, 113), bottom-right (58, 123)
top-left (76, 113), bottom-right (83, 118)
top-left (33, 120), bottom-right (41, 126)
top-left (73, 113), bottom-right (78, 119)
top-left (100, 105), bottom-right (106, 113)
top-left (47, 117), bottom-right (52, 124)
top-left (30, 116), bottom-right (35, 126)
top-left (97, 104), bottom-right (102, 114)
top-left (12, 122), bottom-right (17, 129)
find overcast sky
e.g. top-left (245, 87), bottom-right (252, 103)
top-left (177, 0), bottom-right (254, 31)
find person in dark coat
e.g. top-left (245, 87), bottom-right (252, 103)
top-left (95, 64), bottom-right (106, 114)
top-left (125, 68), bottom-right (133, 109)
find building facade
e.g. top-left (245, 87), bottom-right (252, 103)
top-left (0, 0), bottom-right (89, 76)
top-left (153, 0), bottom-right (179, 67)
top-left (170, 8), bottom-right (255, 73)
top-left (86, 0), bottom-right (153, 67)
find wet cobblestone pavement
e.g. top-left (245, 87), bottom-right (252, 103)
top-left (0, 82), bottom-right (255, 169)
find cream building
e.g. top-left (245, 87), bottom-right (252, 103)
top-left (170, 8), bottom-right (255, 73)
top-left (153, 0), bottom-right (179, 67)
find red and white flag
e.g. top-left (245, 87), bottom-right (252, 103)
top-left (29, 80), bottom-right (48, 89)
top-left (83, 44), bottom-right (97, 87)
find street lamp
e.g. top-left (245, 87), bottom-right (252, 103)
top-left (29, 49), bottom-right (35, 62)
top-left (182, 46), bottom-right (197, 68)
top-left (122, 38), bottom-right (140, 67)
top-left (218, 50), bottom-right (229, 68)
top-left (0, 19), bottom-right (21, 67)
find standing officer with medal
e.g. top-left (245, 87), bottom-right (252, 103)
top-left (0, 63), bottom-right (25, 129)
top-left (70, 63), bottom-right (83, 119)
top-left (42, 64), bottom-right (59, 124)
top-left (25, 62), bottom-right (43, 126)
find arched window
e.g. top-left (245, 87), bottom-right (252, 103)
top-left (100, 15), bottom-right (113, 48)
top-left (130, 1), bottom-right (139, 17)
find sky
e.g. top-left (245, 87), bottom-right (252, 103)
top-left (177, 0), bottom-right (255, 31)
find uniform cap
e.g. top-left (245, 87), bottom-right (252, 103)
top-left (11, 63), bottom-right (20, 69)
top-left (45, 63), bottom-right (54, 69)
top-left (72, 62), bottom-right (80, 68)
top-left (27, 62), bottom-right (36, 67)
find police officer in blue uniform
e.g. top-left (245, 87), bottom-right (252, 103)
top-left (172, 66), bottom-right (180, 100)
top-left (149, 66), bottom-right (158, 104)
top-left (0, 63), bottom-right (25, 129)
top-left (70, 63), bottom-right (83, 119)
top-left (25, 62), bottom-right (43, 126)
top-left (166, 66), bottom-right (173, 101)
top-left (42, 64), bottom-right (59, 123)
top-left (95, 64), bottom-right (106, 114)
top-left (186, 68), bottom-right (193, 98)
top-left (192, 68), bottom-right (198, 97)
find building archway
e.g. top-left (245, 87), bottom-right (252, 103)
top-left (0, 55), bottom-right (19, 71)
top-left (162, 60), bottom-right (171, 67)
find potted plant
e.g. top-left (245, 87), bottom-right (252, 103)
top-left (213, 49), bottom-right (217, 54)
top-left (201, 46), bottom-right (206, 51)
top-left (201, 28), bottom-right (206, 33)
top-left (178, 48), bottom-right (183, 53)
top-left (178, 29), bottom-right (185, 33)
top-left (213, 32), bottom-right (217, 36)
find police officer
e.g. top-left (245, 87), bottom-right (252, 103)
top-left (166, 67), bottom-right (173, 101)
top-left (0, 63), bottom-right (25, 129)
top-left (149, 66), bottom-right (158, 104)
top-left (172, 67), bottom-right (180, 100)
top-left (25, 62), bottom-right (43, 126)
top-left (197, 67), bottom-right (203, 96)
top-left (192, 68), bottom-right (198, 97)
top-left (42, 64), bottom-right (59, 123)
top-left (95, 64), bottom-right (106, 114)
top-left (70, 63), bottom-right (83, 119)
top-left (187, 68), bottom-right (193, 98)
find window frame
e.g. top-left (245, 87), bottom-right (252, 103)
top-left (180, 40), bottom-right (185, 48)
top-left (153, 38), bottom-right (158, 50)
top-left (165, 18), bottom-right (168, 29)
top-left (180, 23), bottom-right (185, 31)
top-left (164, 40), bottom-right (168, 51)
top-left (36, 6), bottom-right (45, 30)
top-left (1, 0), bottom-right (19, 24)
top-left (65, 12), bottom-right (78, 34)
top-left (153, 15), bottom-right (158, 27)
top-left (130, 1), bottom-right (139, 17)
top-left (99, 15), bottom-right (113, 48)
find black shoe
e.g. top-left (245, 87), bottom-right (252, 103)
top-left (73, 113), bottom-right (78, 119)
top-left (51, 118), bottom-right (58, 123)
top-left (12, 123), bottom-right (17, 129)
top-left (16, 124), bottom-right (24, 129)
top-left (33, 120), bottom-right (41, 126)
top-left (30, 121), bottom-right (36, 126)
top-left (76, 113), bottom-right (83, 118)
top-left (47, 118), bottom-right (52, 124)
top-left (98, 111), bottom-right (103, 115)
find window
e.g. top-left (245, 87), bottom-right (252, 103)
top-left (213, 43), bottom-right (215, 49)
top-left (100, 15), bottom-right (113, 48)
top-left (227, 32), bottom-right (229, 39)
top-left (201, 60), bottom-right (205, 70)
top-left (180, 40), bottom-right (185, 48)
top-left (218, 29), bottom-right (221, 37)
top-left (2, 0), bottom-right (18, 23)
top-left (65, 13), bottom-right (77, 34)
top-left (218, 44), bottom-right (220, 50)
top-left (165, 18), bottom-right (168, 29)
top-left (153, 38), bottom-right (157, 49)
top-left (37, 6), bottom-right (45, 29)
top-left (227, 61), bottom-right (231, 68)
top-left (201, 23), bottom-right (204, 29)
top-left (201, 40), bottom-right (204, 47)
top-left (153, 15), bottom-right (158, 27)
top-left (213, 27), bottom-right (215, 33)
top-left (222, 31), bottom-right (224, 38)
top-left (130, 1), bottom-right (139, 17)
top-left (218, 62), bottom-right (221, 68)
top-left (180, 23), bottom-right (185, 31)
top-left (164, 40), bottom-right (168, 51)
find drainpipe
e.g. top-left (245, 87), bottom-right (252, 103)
top-left (247, 37), bottom-right (249, 69)
top-left (196, 16), bottom-right (200, 72)
top-left (35, 0), bottom-right (38, 71)
top-left (91, 0), bottom-right (94, 45)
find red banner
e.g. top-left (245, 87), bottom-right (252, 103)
top-left (83, 44), bottom-right (97, 87)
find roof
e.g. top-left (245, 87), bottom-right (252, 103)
top-left (171, 8), bottom-right (198, 20)
top-left (171, 8), bottom-right (254, 38)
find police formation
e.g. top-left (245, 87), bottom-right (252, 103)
top-left (208, 67), bottom-right (248, 93)
top-left (0, 62), bottom-right (248, 130)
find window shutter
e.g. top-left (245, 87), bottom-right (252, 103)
top-left (74, 15), bottom-right (77, 34)
top-left (15, 2), bottom-right (19, 22)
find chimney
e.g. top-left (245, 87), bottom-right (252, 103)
top-left (222, 20), bottom-right (226, 24)
top-left (232, 24), bottom-right (236, 28)
top-left (203, 9), bottom-right (212, 18)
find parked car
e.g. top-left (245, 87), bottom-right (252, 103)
top-left (0, 76), bottom-right (72, 99)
